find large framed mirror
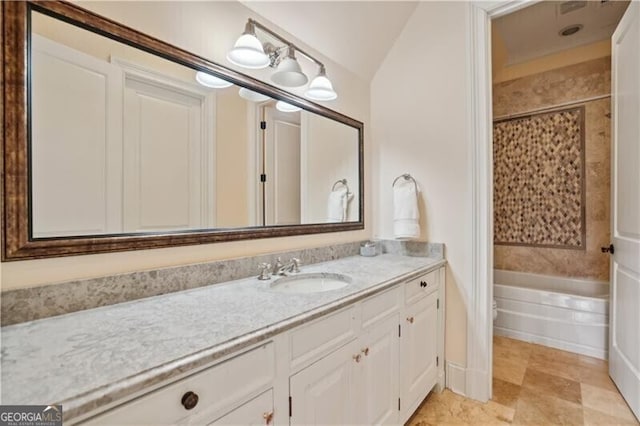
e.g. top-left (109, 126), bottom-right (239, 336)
top-left (2, 1), bottom-right (364, 260)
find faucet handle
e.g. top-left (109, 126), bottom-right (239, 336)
top-left (291, 257), bottom-right (301, 273)
top-left (257, 263), bottom-right (272, 280)
top-left (273, 257), bottom-right (283, 274)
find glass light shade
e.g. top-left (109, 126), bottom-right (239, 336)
top-left (227, 34), bottom-right (270, 69)
top-left (275, 101), bottom-right (301, 113)
top-left (271, 57), bottom-right (308, 87)
top-left (195, 71), bottom-right (233, 88)
top-left (305, 74), bottom-right (337, 101)
top-left (238, 87), bottom-right (271, 102)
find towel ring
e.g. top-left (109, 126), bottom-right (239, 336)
top-left (392, 173), bottom-right (418, 193)
top-left (332, 178), bottom-right (350, 193)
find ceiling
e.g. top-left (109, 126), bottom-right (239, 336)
top-left (241, 1), bottom-right (418, 81)
top-left (494, 0), bottom-right (629, 65)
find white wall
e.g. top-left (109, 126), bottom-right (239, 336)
top-left (1, 1), bottom-right (370, 290)
top-left (371, 1), bottom-right (471, 366)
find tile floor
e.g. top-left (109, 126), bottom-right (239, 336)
top-left (407, 336), bottom-right (639, 425)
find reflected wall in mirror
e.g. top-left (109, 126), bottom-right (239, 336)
top-left (30, 8), bottom-right (360, 237)
top-left (2, 2), bottom-right (363, 259)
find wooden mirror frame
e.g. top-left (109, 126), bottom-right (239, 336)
top-left (1, 1), bottom-right (364, 260)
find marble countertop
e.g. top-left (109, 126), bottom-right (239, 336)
top-left (1, 254), bottom-right (445, 420)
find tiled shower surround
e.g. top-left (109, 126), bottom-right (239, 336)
top-left (493, 57), bottom-right (611, 281)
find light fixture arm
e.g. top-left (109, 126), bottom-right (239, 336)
top-left (247, 18), bottom-right (325, 70)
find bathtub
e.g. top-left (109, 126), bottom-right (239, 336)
top-left (494, 269), bottom-right (609, 359)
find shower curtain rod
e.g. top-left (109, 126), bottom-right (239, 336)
top-left (493, 93), bottom-right (611, 122)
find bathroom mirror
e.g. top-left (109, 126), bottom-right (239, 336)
top-left (2, 1), bottom-right (364, 260)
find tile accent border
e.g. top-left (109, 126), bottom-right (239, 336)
top-left (1, 240), bottom-right (444, 326)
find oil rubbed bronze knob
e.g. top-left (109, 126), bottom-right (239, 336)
top-left (181, 391), bottom-right (199, 410)
top-left (353, 354), bottom-right (362, 363)
top-left (263, 411), bottom-right (274, 425)
top-left (407, 316), bottom-right (415, 324)
top-left (420, 281), bottom-right (428, 288)
top-left (361, 347), bottom-right (370, 356)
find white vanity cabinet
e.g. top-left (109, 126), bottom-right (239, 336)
top-left (80, 266), bottom-right (444, 426)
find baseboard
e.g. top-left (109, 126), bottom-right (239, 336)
top-left (494, 327), bottom-right (608, 360)
top-left (445, 362), bottom-right (467, 396)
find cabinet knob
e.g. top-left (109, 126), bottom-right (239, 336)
top-left (353, 354), bottom-right (362, 363)
top-left (181, 391), bottom-right (199, 410)
top-left (420, 281), bottom-right (428, 288)
top-left (406, 316), bottom-right (415, 324)
top-left (263, 411), bottom-right (274, 425)
top-left (361, 347), bottom-right (370, 356)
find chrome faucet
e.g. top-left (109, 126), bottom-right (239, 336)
top-left (274, 257), bottom-right (301, 275)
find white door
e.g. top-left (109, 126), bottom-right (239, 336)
top-left (360, 314), bottom-right (400, 425)
top-left (401, 292), bottom-right (438, 411)
top-left (31, 35), bottom-right (123, 237)
top-left (263, 106), bottom-right (301, 226)
top-left (610, 1), bottom-right (640, 420)
top-left (123, 76), bottom-right (210, 232)
top-left (289, 341), bottom-right (358, 426)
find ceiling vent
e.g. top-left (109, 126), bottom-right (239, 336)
top-left (559, 1), bottom-right (587, 15)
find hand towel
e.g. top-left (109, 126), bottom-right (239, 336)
top-left (327, 188), bottom-right (347, 222)
top-left (393, 183), bottom-right (420, 239)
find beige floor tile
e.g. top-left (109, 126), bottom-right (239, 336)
top-left (583, 407), bottom-right (640, 426)
top-left (527, 349), bottom-right (582, 382)
top-left (494, 356), bottom-right (528, 385)
top-left (494, 336), bottom-right (533, 362)
top-left (578, 354), bottom-right (609, 372)
top-left (513, 387), bottom-right (584, 426)
top-left (522, 368), bottom-right (582, 404)
top-left (582, 383), bottom-right (638, 422)
top-left (579, 364), bottom-right (618, 392)
top-left (408, 390), bottom-right (514, 426)
top-left (492, 377), bottom-right (522, 409)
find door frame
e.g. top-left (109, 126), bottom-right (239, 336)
top-left (466, 0), bottom-right (540, 401)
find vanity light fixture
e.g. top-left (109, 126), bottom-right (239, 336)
top-left (275, 100), bottom-right (302, 113)
top-left (228, 19), bottom-right (337, 100)
top-left (238, 87), bottom-right (271, 102)
top-left (195, 71), bottom-right (233, 88)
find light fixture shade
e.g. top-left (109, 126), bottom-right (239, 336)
top-left (195, 71), bottom-right (233, 88)
top-left (276, 101), bottom-right (301, 113)
top-left (305, 74), bottom-right (337, 101)
top-left (271, 56), bottom-right (308, 87)
top-left (238, 87), bottom-right (271, 102)
top-left (227, 33), bottom-right (270, 69)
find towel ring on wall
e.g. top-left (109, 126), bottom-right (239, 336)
top-left (392, 173), bottom-right (418, 193)
top-left (332, 178), bottom-right (350, 193)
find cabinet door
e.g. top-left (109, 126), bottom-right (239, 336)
top-left (207, 389), bottom-right (273, 426)
top-left (401, 291), bottom-right (438, 410)
top-left (289, 340), bottom-right (358, 426)
top-left (360, 314), bottom-right (400, 426)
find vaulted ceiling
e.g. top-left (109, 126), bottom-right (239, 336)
top-left (242, 1), bottom-right (418, 81)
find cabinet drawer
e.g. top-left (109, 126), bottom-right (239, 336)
top-left (208, 389), bottom-right (273, 425)
top-left (405, 269), bottom-right (439, 305)
top-left (84, 342), bottom-right (275, 425)
top-left (290, 306), bottom-right (357, 369)
top-left (361, 287), bottom-right (401, 329)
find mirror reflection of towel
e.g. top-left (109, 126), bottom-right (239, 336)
top-left (327, 189), bottom-right (353, 222)
top-left (393, 183), bottom-right (420, 239)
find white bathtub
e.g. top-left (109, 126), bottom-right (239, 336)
top-left (494, 269), bottom-right (609, 359)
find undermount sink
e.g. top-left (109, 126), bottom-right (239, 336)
top-left (269, 273), bottom-right (352, 294)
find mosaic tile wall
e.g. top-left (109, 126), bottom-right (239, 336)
top-left (493, 57), bottom-right (611, 281)
top-left (494, 106), bottom-right (585, 248)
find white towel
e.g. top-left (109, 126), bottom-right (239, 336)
top-left (393, 183), bottom-right (420, 239)
top-left (327, 189), bottom-right (347, 222)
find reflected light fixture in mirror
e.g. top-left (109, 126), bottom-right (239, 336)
top-left (228, 19), bottom-right (337, 100)
top-left (238, 87), bottom-right (271, 102)
top-left (276, 100), bottom-right (302, 112)
top-left (195, 71), bottom-right (233, 88)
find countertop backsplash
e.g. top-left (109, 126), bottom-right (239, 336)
top-left (1, 240), bottom-right (443, 326)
